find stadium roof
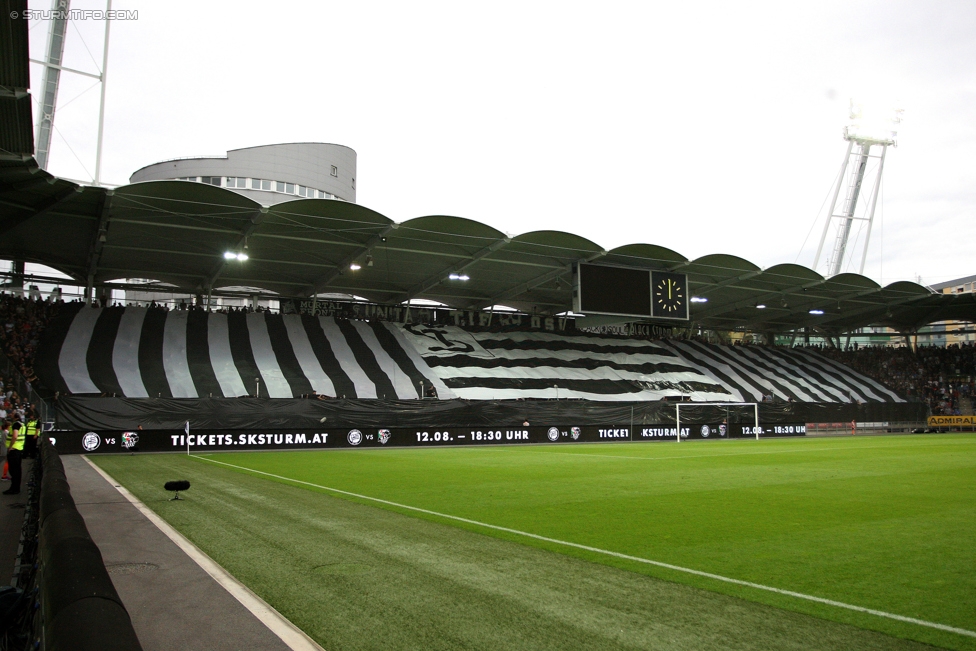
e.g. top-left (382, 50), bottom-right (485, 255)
top-left (1, 8), bottom-right (973, 337)
top-left (2, 165), bottom-right (975, 335)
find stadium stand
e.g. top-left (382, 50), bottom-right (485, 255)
top-left (813, 343), bottom-right (975, 415)
top-left (33, 301), bottom-right (904, 404)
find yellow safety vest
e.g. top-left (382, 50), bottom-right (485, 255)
top-left (6, 424), bottom-right (24, 451)
top-left (26, 420), bottom-right (38, 437)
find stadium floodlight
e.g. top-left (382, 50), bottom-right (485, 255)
top-left (755, 303), bottom-right (766, 309)
top-left (815, 99), bottom-right (903, 279)
top-left (449, 273), bottom-right (470, 281)
top-left (809, 309), bottom-right (824, 315)
top-left (236, 252), bottom-right (248, 261)
top-left (690, 296), bottom-right (707, 303)
top-left (223, 251), bottom-right (237, 260)
top-left (844, 99), bottom-right (903, 147)
top-left (349, 263), bottom-right (362, 271)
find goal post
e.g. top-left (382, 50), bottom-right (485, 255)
top-left (674, 402), bottom-right (760, 442)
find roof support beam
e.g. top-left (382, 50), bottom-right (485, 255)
top-left (691, 277), bottom-right (831, 321)
top-left (0, 183), bottom-right (80, 235)
top-left (690, 269), bottom-right (763, 296)
top-left (393, 236), bottom-right (511, 304)
top-left (470, 250), bottom-right (607, 311)
top-left (305, 223), bottom-right (399, 297)
top-left (0, 173), bottom-right (50, 194)
top-left (85, 190), bottom-right (115, 303)
top-left (199, 206), bottom-right (268, 293)
top-left (720, 286), bottom-right (929, 332)
top-left (814, 290), bottom-right (934, 328)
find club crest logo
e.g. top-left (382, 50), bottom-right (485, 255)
top-left (547, 427), bottom-right (560, 442)
top-left (347, 429), bottom-right (363, 446)
top-left (82, 432), bottom-right (101, 452)
top-left (700, 425), bottom-right (711, 438)
top-left (121, 432), bottom-right (139, 449)
top-left (570, 427), bottom-right (581, 440)
top-left (719, 424), bottom-right (727, 437)
top-left (377, 429), bottom-right (392, 445)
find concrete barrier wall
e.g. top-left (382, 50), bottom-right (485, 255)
top-left (37, 441), bottom-right (143, 651)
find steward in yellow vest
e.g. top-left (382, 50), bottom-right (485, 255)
top-left (23, 417), bottom-right (39, 459)
top-left (3, 421), bottom-right (24, 495)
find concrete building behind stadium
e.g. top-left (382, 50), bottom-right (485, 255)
top-left (129, 143), bottom-right (357, 205)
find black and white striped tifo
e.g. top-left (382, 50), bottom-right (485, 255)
top-left (36, 306), bottom-right (903, 403)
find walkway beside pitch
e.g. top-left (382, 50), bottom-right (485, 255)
top-left (62, 455), bottom-right (312, 651)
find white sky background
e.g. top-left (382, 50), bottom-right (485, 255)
top-left (27, 0), bottom-right (976, 288)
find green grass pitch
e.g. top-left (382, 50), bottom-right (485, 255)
top-left (92, 434), bottom-right (976, 650)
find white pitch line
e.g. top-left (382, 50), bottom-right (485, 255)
top-left (194, 455), bottom-right (975, 640)
top-left (542, 443), bottom-right (901, 463)
top-left (539, 438), bottom-right (975, 463)
top-left (82, 456), bottom-right (326, 651)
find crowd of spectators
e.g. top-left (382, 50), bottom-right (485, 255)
top-left (811, 343), bottom-right (976, 415)
top-left (0, 292), bottom-right (63, 386)
top-left (0, 291), bottom-right (50, 434)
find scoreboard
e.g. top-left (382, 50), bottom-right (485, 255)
top-left (575, 263), bottom-right (689, 320)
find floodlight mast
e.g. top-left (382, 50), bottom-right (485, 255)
top-left (32, 0), bottom-right (114, 184)
top-left (813, 102), bottom-right (901, 277)
top-left (34, 0), bottom-right (71, 170)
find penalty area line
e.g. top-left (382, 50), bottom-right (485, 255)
top-left (194, 455), bottom-right (976, 640)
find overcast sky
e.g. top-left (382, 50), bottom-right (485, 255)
top-left (27, 0), bottom-right (976, 287)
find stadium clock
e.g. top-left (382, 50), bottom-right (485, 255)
top-left (651, 271), bottom-right (688, 320)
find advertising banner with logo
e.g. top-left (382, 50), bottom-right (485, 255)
top-left (49, 422), bottom-right (806, 454)
top-left (926, 415), bottom-right (975, 428)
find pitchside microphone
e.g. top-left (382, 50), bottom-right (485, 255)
top-left (165, 480), bottom-right (191, 501)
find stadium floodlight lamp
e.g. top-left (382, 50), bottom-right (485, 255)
top-left (223, 251), bottom-right (237, 260)
top-left (690, 296), bottom-right (708, 303)
top-left (449, 273), bottom-right (470, 281)
top-left (349, 263), bottom-right (362, 271)
top-left (755, 303), bottom-right (766, 309)
top-left (809, 309), bottom-right (824, 315)
top-left (236, 252), bottom-right (248, 261)
top-left (844, 99), bottom-right (903, 147)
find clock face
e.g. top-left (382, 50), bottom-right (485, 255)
top-left (651, 272), bottom-right (688, 319)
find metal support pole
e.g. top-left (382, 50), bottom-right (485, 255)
top-left (754, 404), bottom-right (759, 441)
top-left (675, 404), bottom-right (680, 443)
top-left (35, 0), bottom-right (71, 170)
top-left (828, 142), bottom-right (871, 277)
top-left (813, 140), bottom-right (854, 271)
top-left (93, 0), bottom-right (113, 185)
top-left (858, 145), bottom-right (888, 275)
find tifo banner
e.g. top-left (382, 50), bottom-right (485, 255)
top-left (927, 415), bottom-right (975, 427)
top-left (37, 305), bottom-right (904, 404)
top-left (48, 422), bottom-right (806, 454)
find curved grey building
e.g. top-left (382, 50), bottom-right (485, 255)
top-left (129, 142), bottom-right (357, 205)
